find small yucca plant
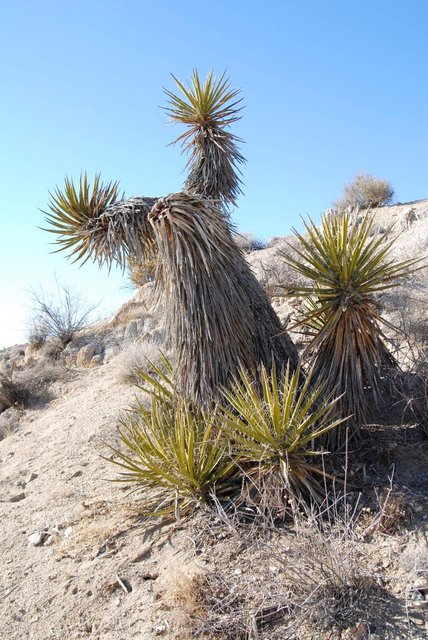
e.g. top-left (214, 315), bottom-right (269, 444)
top-left (220, 364), bottom-right (346, 506)
top-left (106, 357), bottom-right (237, 518)
top-left (281, 210), bottom-right (424, 446)
top-left (42, 172), bottom-right (157, 269)
top-left (164, 70), bottom-right (245, 210)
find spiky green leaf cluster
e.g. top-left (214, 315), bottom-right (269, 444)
top-left (42, 173), bottom-right (157, 269)
top-left (221, 364), bottom-right (345, 504)
top-left (106, 356), bottom-right (236, 517)
top-left (106, 356), bottom-right (345, 518)
top-left (164, 70), bottom-right (245, 209)
top-left (281, 210), bottom-right (424, 444)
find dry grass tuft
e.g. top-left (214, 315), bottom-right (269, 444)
top-left (0, 407), bottom-right (23, 440)
top-left (360, 487), bottom-right (411, 537)
top-left (0, 361), bottom-right (67, 411)
top-left (173, 568), bottom-right (293, 640)
top-left (115, 342), bottom-right (165, 384)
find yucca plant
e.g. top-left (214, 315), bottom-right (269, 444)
top-left (42, 172), bottom-right (157, 269)
top-left (106, 358), bottom-right (237, 517)
top-left (220, 364), bottom-right (346, 507)
top-left (281, 210), bottom-right (424, 446)
top-left (164, 70), bottom-right (245, 210)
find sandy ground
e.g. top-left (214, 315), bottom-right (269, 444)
top-left (0, 362), bottom-right (201, 640)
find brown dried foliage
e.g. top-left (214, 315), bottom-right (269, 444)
top-left (148, 192), bottom-right (298, 403)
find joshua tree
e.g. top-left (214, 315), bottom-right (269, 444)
top-left (43, 71), bottom-right (298, 403)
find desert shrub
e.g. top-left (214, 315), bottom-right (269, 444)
top-left (27, 325), bottom-right (48, 349)
top-left (334, 173), bottom-right (394, 210)
top-left (174, 498), bottom-right (411, 640)
top-left (19, 362), bottom-right (67, 405)
top-left (0, 407), bottom-right (22, 440)
top-left (386, 298), bottom-right (428, 435)
top-left (0, 372), bottom-right (28, 407)
top-left (0, 362), bottom-right (67, 410)
top-left (281, 210), bottom-right (423, 447)
top-left (115, 342), bottom-right (169, 384)
top-left (278, 524), bottom-right (399, 638)
top-left (28, 284), bottom-right (97, 347)
top-left (39, 337), bottom-right (67, 361)
top-left (233, 232), bottom-right (266, 253)
top-left (394, 365), bottom-right (428, 436)
top-left (250, 256), bottom-right (309, 300)
top-left (127, 254), bottom-right (157, 287)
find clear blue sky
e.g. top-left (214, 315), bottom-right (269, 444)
top-left (1, 0), bottom-right (427, 347)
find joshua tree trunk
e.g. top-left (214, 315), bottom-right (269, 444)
top-left (148, 192), bottom-right (298, 404)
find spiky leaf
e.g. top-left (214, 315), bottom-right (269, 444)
top-left (221, 364), bottom-right (346, 505)
top-left (164, 70), bottom-right (245, 209)
top-left (42, 173), bottom-right (157, 269)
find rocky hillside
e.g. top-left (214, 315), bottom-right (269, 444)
top-left (0, 201), bottom-right (427, 639)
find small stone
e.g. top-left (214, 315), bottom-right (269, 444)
top-left (90, 354), bottom-right (103, 366)
top-left (154, 622), bottom-right (168, 635)
top-left (64, 527), bottom-right (73, 538)
top-left (408, 610), bottom-right (425, 626)
top-left (76, 343), bottom-right (97, 367)
top-left (28, 472), bottom-right (38, 482)
top-left (233, 568), bottom-right (242, 576)
top-left (9, 492), bottom-right (26, 503)
top-left (28, 531), bottom-right (44, 546)
top-left (141, 572), bottom-right (159, 581)
top-left (413, 505), bottom-right (423, 513)
top-left (116, 575), bottom-right (132, 593)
